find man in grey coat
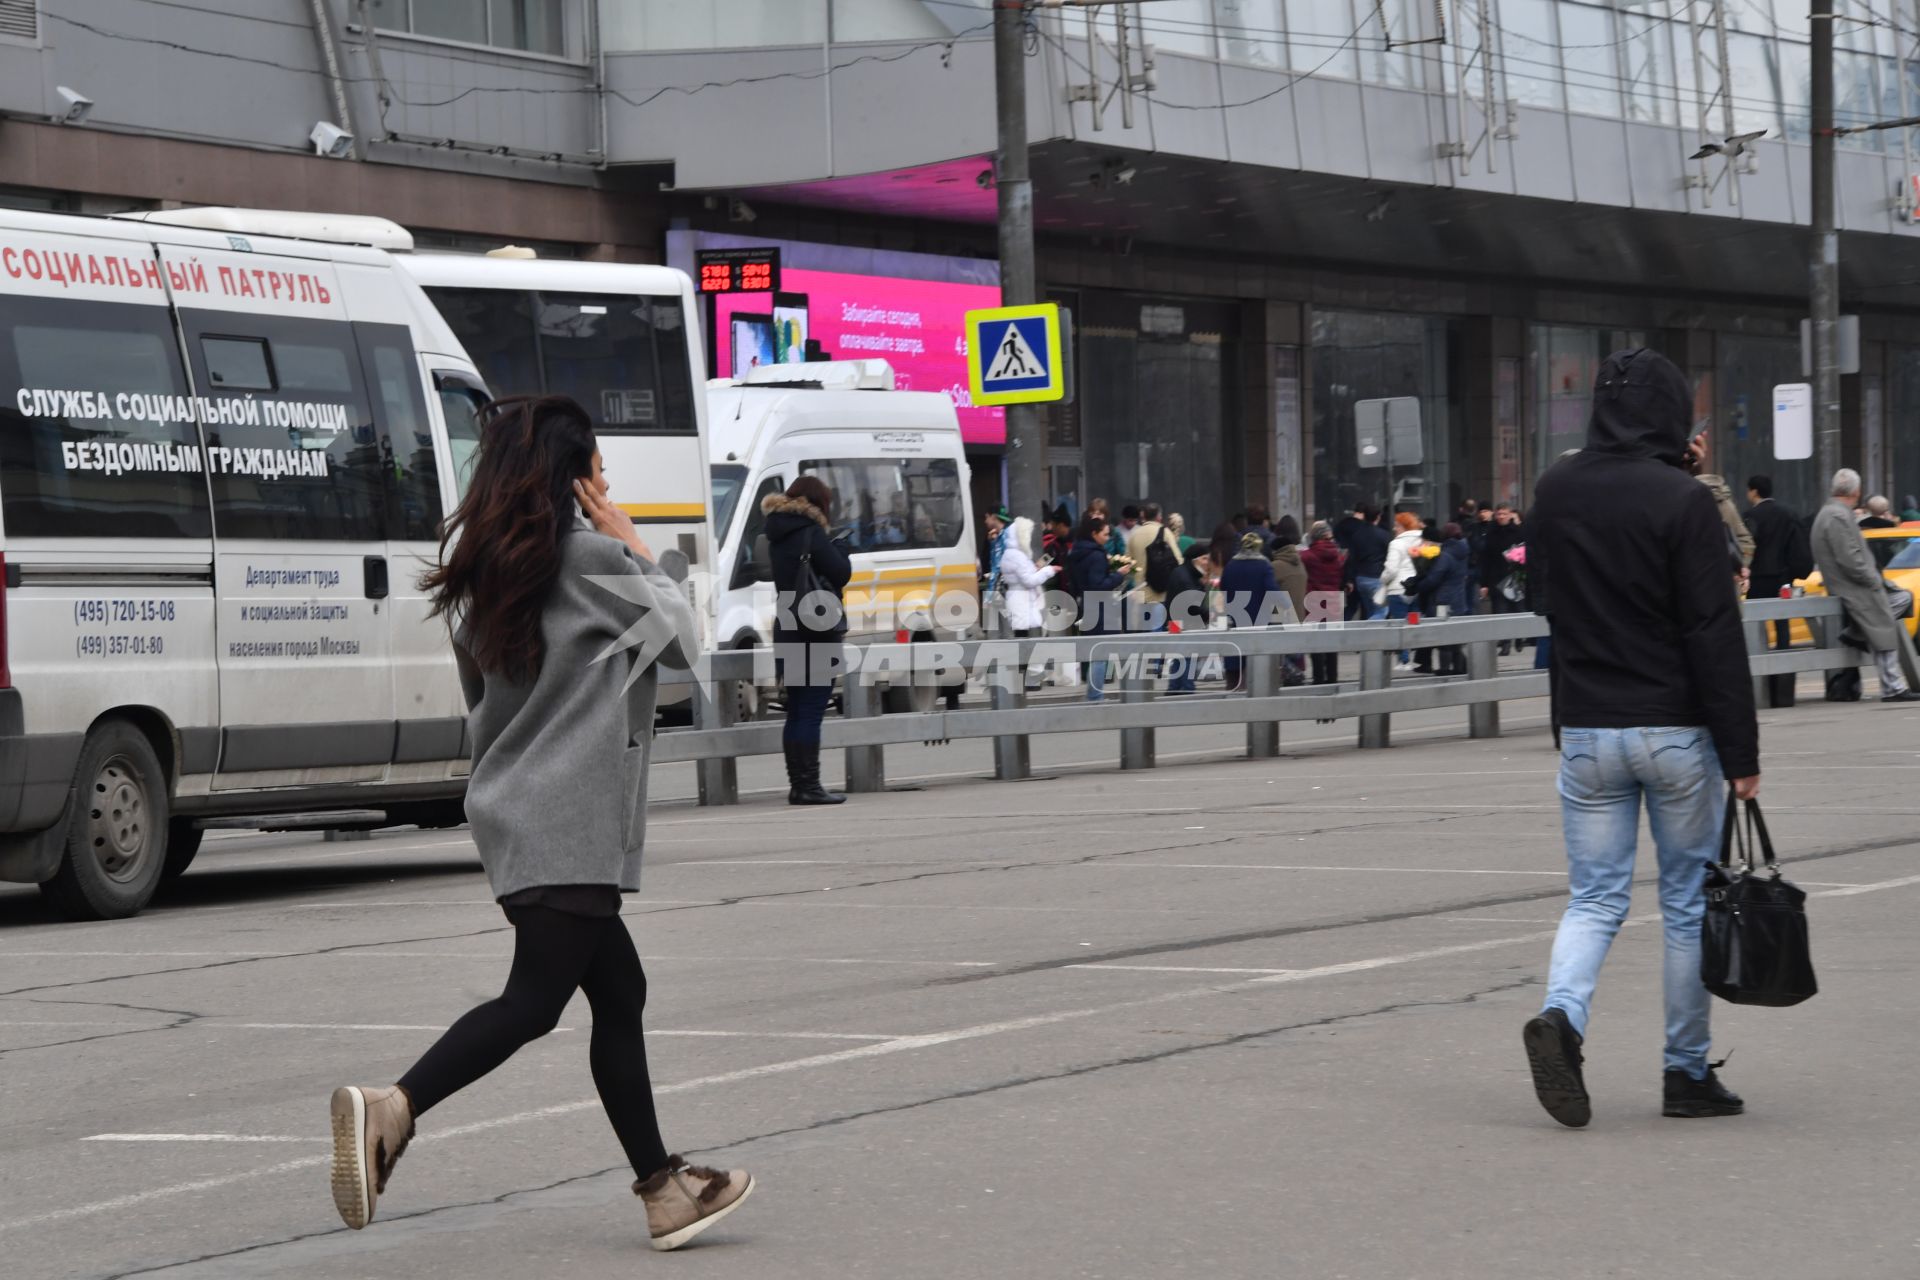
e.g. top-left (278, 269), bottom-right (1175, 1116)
top-left (1811, 468), bottom-right (1920, 702)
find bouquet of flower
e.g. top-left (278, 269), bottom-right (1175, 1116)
top-left (1500, 543), bottom-right (1527, 602)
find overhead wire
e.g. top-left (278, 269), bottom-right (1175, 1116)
top-left (1018, 1), bottom-right (1902, 133)
top-left (33, 10), bottom-right (996, 115)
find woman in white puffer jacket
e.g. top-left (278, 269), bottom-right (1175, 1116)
top-left (998, 515), bottom-right (1058, 634)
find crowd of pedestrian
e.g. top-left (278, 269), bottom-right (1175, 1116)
top-left (972, 484), bottom-right (1548, 702)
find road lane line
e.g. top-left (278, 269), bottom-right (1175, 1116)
top-left (13, 868), bottom-right (1918, 1238)
top-left (84, 1134), bottom-right (313, 1144)
top-left (1068, 964), bottom-right (1299, 975)
top-left (1811, 873), bottom-right (1920, 897)
top-left (1089, 864), bottom-right (1567, 876)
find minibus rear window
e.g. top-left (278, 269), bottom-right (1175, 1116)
top-left (424, 286), bottom-right (698, 436)
top-left (0, 295), bottom-right (212, 539)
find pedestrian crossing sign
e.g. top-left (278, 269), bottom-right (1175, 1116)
top-left (966, 303), bottom-right (1065, 406)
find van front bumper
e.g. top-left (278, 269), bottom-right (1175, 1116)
top-left (0, 691), bottom-right (82, 882)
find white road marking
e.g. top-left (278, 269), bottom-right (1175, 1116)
top-left (10, 863), bottom-right (1917, 1239)
top-left (1091, 863), bottom-right (1567, 876)
top-left (1067, 964), bottom-right (1298, 975)
top-left (1812, 872), bottom-right (1920, 898)
top-left (83, 1134), bottom-right (313, 1144)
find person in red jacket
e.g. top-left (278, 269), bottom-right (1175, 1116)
top-left (1301, 521), bottom-right (1346, 685)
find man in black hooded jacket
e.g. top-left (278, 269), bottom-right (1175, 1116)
top-left (1520, 349), bottom-right (1759, 1130)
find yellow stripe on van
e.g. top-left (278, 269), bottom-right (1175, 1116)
top-left (618, 503), bottom-right (707, 522)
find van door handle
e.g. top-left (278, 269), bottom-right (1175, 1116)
top-left (364, 555), bottom-right (390, 600)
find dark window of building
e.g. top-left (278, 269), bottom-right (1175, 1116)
top-left (371, 0), bottom-right (565, 55)
top-left (0, 295), bottom-right (211, 539)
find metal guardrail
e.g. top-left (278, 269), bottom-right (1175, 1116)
top-left (659, 597), bottom-right (1853, 806)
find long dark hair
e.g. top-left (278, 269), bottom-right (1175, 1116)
top-left (421, 396), bottom-right (597, 681)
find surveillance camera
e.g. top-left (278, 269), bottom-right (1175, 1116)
top-left (310, 121), bottom-right (354, 158)
top-left (976, 168), bottom-right (996, 190)
top-left (55, 86), bottom-right (92, 125)
top-left (1113, 166), bottom-right (1136, 185)
top-left (727, 198), bottom-right (756, 224)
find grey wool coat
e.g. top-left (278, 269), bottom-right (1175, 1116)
top-left (456, 521), bottom-right (697, 899)
top-left (1810, 498), bottom-right (1906, 652)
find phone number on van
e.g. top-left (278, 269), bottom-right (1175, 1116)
top-left (74, 599), bottom-right (178, 626)
top-left (77, 634), bottom-right (166, 658)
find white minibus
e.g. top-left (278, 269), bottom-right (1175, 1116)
top-left (708, 361), bottom-right (978, 714)
top-left (0, 209), bottom-right (485, 918)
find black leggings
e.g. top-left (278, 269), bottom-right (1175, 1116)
top-left (397, 905), bottom-right (670, 1178)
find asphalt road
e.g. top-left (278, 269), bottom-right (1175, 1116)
top-left (3, 687), bottom-right (1917, 1279)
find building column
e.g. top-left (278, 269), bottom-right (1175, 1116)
top-left (1250, 301), bottom-right (1307, 522)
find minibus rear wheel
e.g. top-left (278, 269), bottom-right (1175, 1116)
top-left (40, 721), bottom-right (170, 920)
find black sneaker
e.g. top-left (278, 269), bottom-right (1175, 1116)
top-left (1881, 690), bottom-right (1920, 703)
top-left (1662, 1065), bottom-right (1744, 1118)
top-left (1522, 1007), bottom-right (1591, 1128)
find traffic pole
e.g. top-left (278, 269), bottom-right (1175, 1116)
top-left (994, 0), bottom-right (1047, 525)
top-left (1810, 0), bottom-right (1841, 483)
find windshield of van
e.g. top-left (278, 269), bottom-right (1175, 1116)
top-left (711, 464), bottom-right (748, 543)
top-left (798, 457), bottom-right (965, 552)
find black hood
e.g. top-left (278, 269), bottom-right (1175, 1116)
top-left (1585, 348), bottom-right (1692, 466)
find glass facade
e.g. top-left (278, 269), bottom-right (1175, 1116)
top-left (1716, 335), bottom-right (1822, 516)
top-left (1309, 311), bottom-right (1460, 523)
top-left (1076, 292), bottom-right (1241, 530)
top-left (1096, 0), bottom-right (1920, 151)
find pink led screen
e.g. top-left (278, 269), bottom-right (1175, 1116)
top-left (712, 266), bottom-right (1006, 446)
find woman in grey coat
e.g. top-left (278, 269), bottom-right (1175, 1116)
top-left (327, 397), bottom-right (755, 1251)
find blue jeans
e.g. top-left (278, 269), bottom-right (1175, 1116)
top-left (1086, 657), bottom-right (1109, 702)
top-left (1384, 594), bottom-right (1412, 661)
top-left (1544, 726), bottom-right (1724, 1078)
top-left (1354, 575), bottom-right (1385, 621)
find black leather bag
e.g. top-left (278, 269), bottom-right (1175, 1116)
top-left (1700, 795), bottom-right (1817, 1007)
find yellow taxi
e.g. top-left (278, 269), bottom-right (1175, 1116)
top-left (1784, 524), bottom-right (1920, 645)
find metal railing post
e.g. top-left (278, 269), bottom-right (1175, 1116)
top-left (1467, 639), bottom-right (1500, 738)
top-left (1745, 618), bottom-right (1772, 707)
top-left (843, 676), bottom-right (886, 793)
top-left (1245, 651), bottom-right (1279, 758)
top-left (991, 637), bottom-right (1031, 781)
top-left (1358, 646), bottom-right (1391, 749)
top-left (1120, 659), bottom-right (1155, 770)
top-left (693, 677), bottom-right (739, 807)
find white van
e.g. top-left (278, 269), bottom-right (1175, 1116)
top-left (707, 361), bottom-right (978, 713)
top-left (0, 209), bottom-right (484, 919)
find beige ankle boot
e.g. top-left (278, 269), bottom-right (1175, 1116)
top-left (634, 1155), bottom-right (754, 1251)
top-left (329, 1085), bottom-right (414, 1229)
